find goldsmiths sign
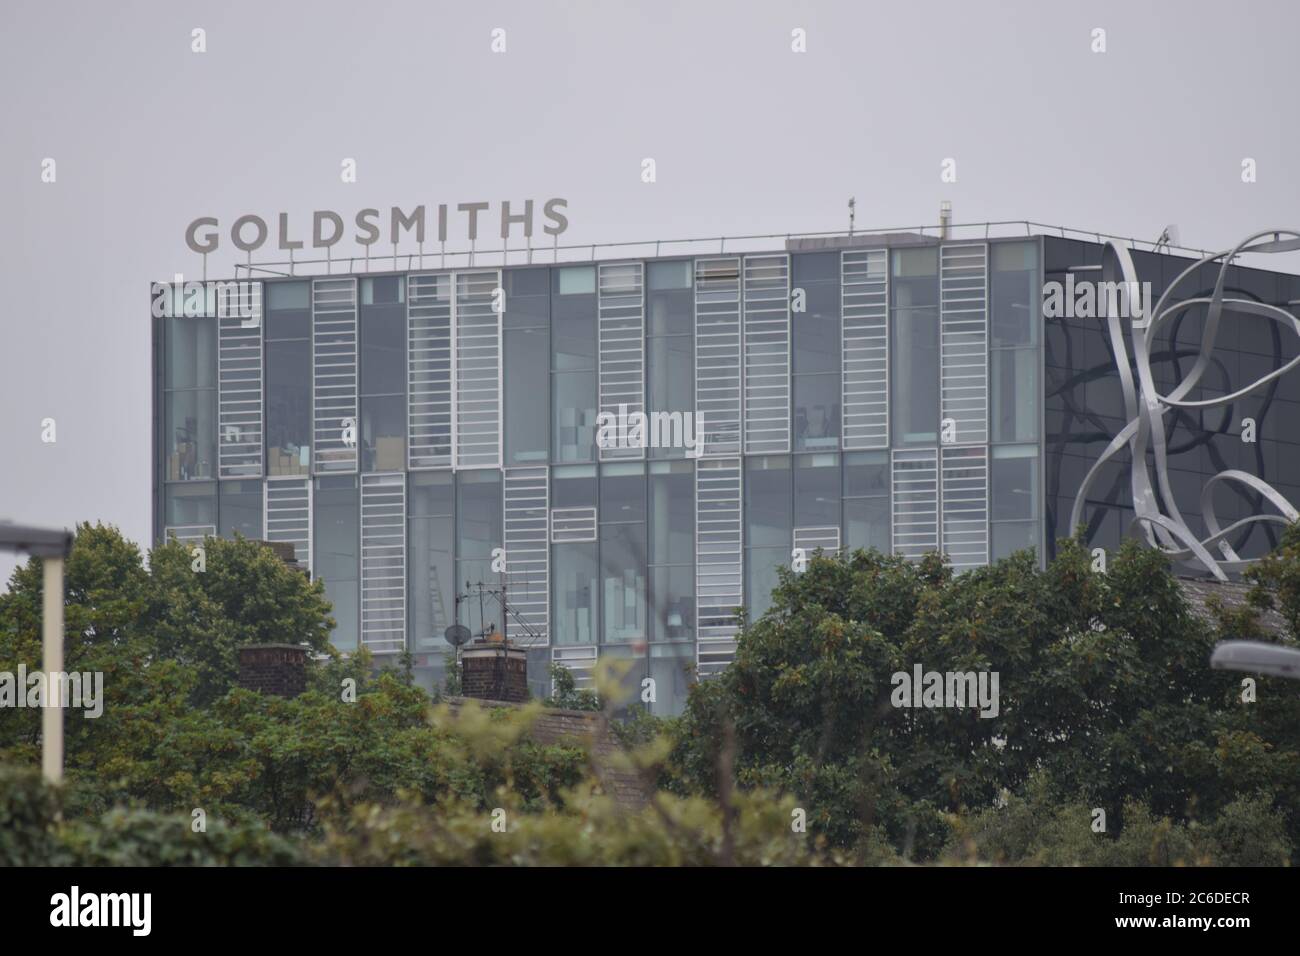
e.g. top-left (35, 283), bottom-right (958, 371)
top-left (185, 198), bottom-right (570, 255)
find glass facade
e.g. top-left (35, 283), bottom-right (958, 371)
top-left (170, 234), bottom-right (1300, 708)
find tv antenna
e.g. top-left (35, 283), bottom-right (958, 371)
top-left (1153, 224), bottom-right (1180, 253)
top-left (451, 580), bottom-right (545, 648)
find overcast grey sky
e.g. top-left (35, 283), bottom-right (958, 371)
top-left (1, 0), bottom-right (1298, 586)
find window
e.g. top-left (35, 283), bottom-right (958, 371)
top-left (456, 469), bottom-right (501, 559)
top-left (601, 463), bottom-right (647, 523)
top-left (550, 466), bottom-right (599, 646)
top-left (991, 242), bottom-right (1040, 443)
top-left (992, 521), bottom-right (1037, 562)
top-left (792, 254), bottom-right (841, 451)
top-left (647, 263), bottom-right (694, 459)
top-left (165, 316), bottom-right (216, 390)
top-left (552, 464), bottom-right (597, 512)
top-left (557, 265), bottom-right (596, 296)
top-left (793, 373), bottom-right (841, 451)
top-left (164, 316), bottom-right (217, 481)
top-left (745, 456), bottom-right (792, 619)
top-left (597, 643), bottom-right (650, 719)
top-left (890, 247), bottom-right (940, 445)
top-left (359, 277), bottom-right (406, 473)
top-left (553, 542), bottom-right (598, 644)
top-left (504, 268), bottom-right (550, 329)
top-left (647, 261), bottom-right (693, 334)
top-left (359, 276), bottom-right (406, 380)
top-left (601, 523), bottom-right (647, 642)
top-left (165, 482), bottom-right (216, 531)
top-left (649, 460), bottom-right (694, 643)
top-left (600, 463), bottom-right (647, 643)
top-left (266, 280), bottom-right (310, 336)
top-left (361, 395), bottom-right (405, 471)
top-left (315, 475), bottom-right (359, 653)
top-left (552, 269), bottom-right (597, 368)
top-left (504, 268), bottom-right (550, 467)
top-left (794, 453), bottom-right (840, 529)
top-left (649, 565), bottom-right (694, 643)
top-left (649, 642), bottom-right (694, 716)
top-left (505, 326), bottom-right (550, 464)
top-left (552, 268), bottom-right (598, 462)
top-left (266, 281), bottom-right (312, 476)
top-left (647, 337), bottom-right (695, 456)
top-left (991, 242), bottom-right (1038, 348)
top-left (843, 451), bottom-right (890, 553)
top-left (991, 444), bottom-right (1039, 561)
top-left (218, 480), bottom-right (262, 539)
top-left (746, 547), bottom-right (787, 620)
top-left (792, 254), bottom-right (839, 374)
top-left (649, 461), bottom-right (694, 565)
top-left (745, 456), bottom-right (791, 547)
top-left (408, 473), bottom-right (454, 653)
top-left (456, 470), bottom-right (503, 639)
top-left (992, 349), bottom-right (1039, 443)
top-left (165, 388), bottom-right (217, 481)
top-left (553, 370), bottom-right (597, 463)
top-left (992, 444), bottom-right (1038, 520)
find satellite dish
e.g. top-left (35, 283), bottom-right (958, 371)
top-left (444, 624), bottom-right (472, 648)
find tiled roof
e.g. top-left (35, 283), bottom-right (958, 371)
top-left (443, 697), bottom-right (651, 810)
top-left (1176, 576), bottom-right (1290, 638)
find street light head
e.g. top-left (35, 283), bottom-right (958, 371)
top-left (0, 523), bottom-right (73, 559)
top-left (1210, 640), bottom-right (1300, 680)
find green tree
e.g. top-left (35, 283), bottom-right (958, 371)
top-left (543, 663), bottom-right (601, 711)
top-left (669, 539), bottom-right (1300, 861)
top-left (146, 533), bottom-right (334, 705)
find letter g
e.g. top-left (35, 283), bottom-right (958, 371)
top-left (185, 217), bottom-right (219, 254)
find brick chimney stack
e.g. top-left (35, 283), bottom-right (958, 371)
top-left (255, 539), bottom-right (308, 577)
top-left (238, 644), bottom-right (309, 698)
top-left (460, 642), bottom-right (529, 703)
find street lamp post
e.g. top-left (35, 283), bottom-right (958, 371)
top-left (0, 524), bottom-right (74, 784)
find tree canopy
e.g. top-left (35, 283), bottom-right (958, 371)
top-left (2, 523), bottom-right (1297, 865)
top-left (667, 538), bottom-right (1300, 861)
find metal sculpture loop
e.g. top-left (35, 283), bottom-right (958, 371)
top-left (1069, 230), bottom-right (1300, 580)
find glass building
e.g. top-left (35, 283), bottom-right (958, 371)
top-left (152, 230), bottom-right (1300, 714)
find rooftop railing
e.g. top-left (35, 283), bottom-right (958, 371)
top-left (222, 220), bottom-right (1260, 280)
